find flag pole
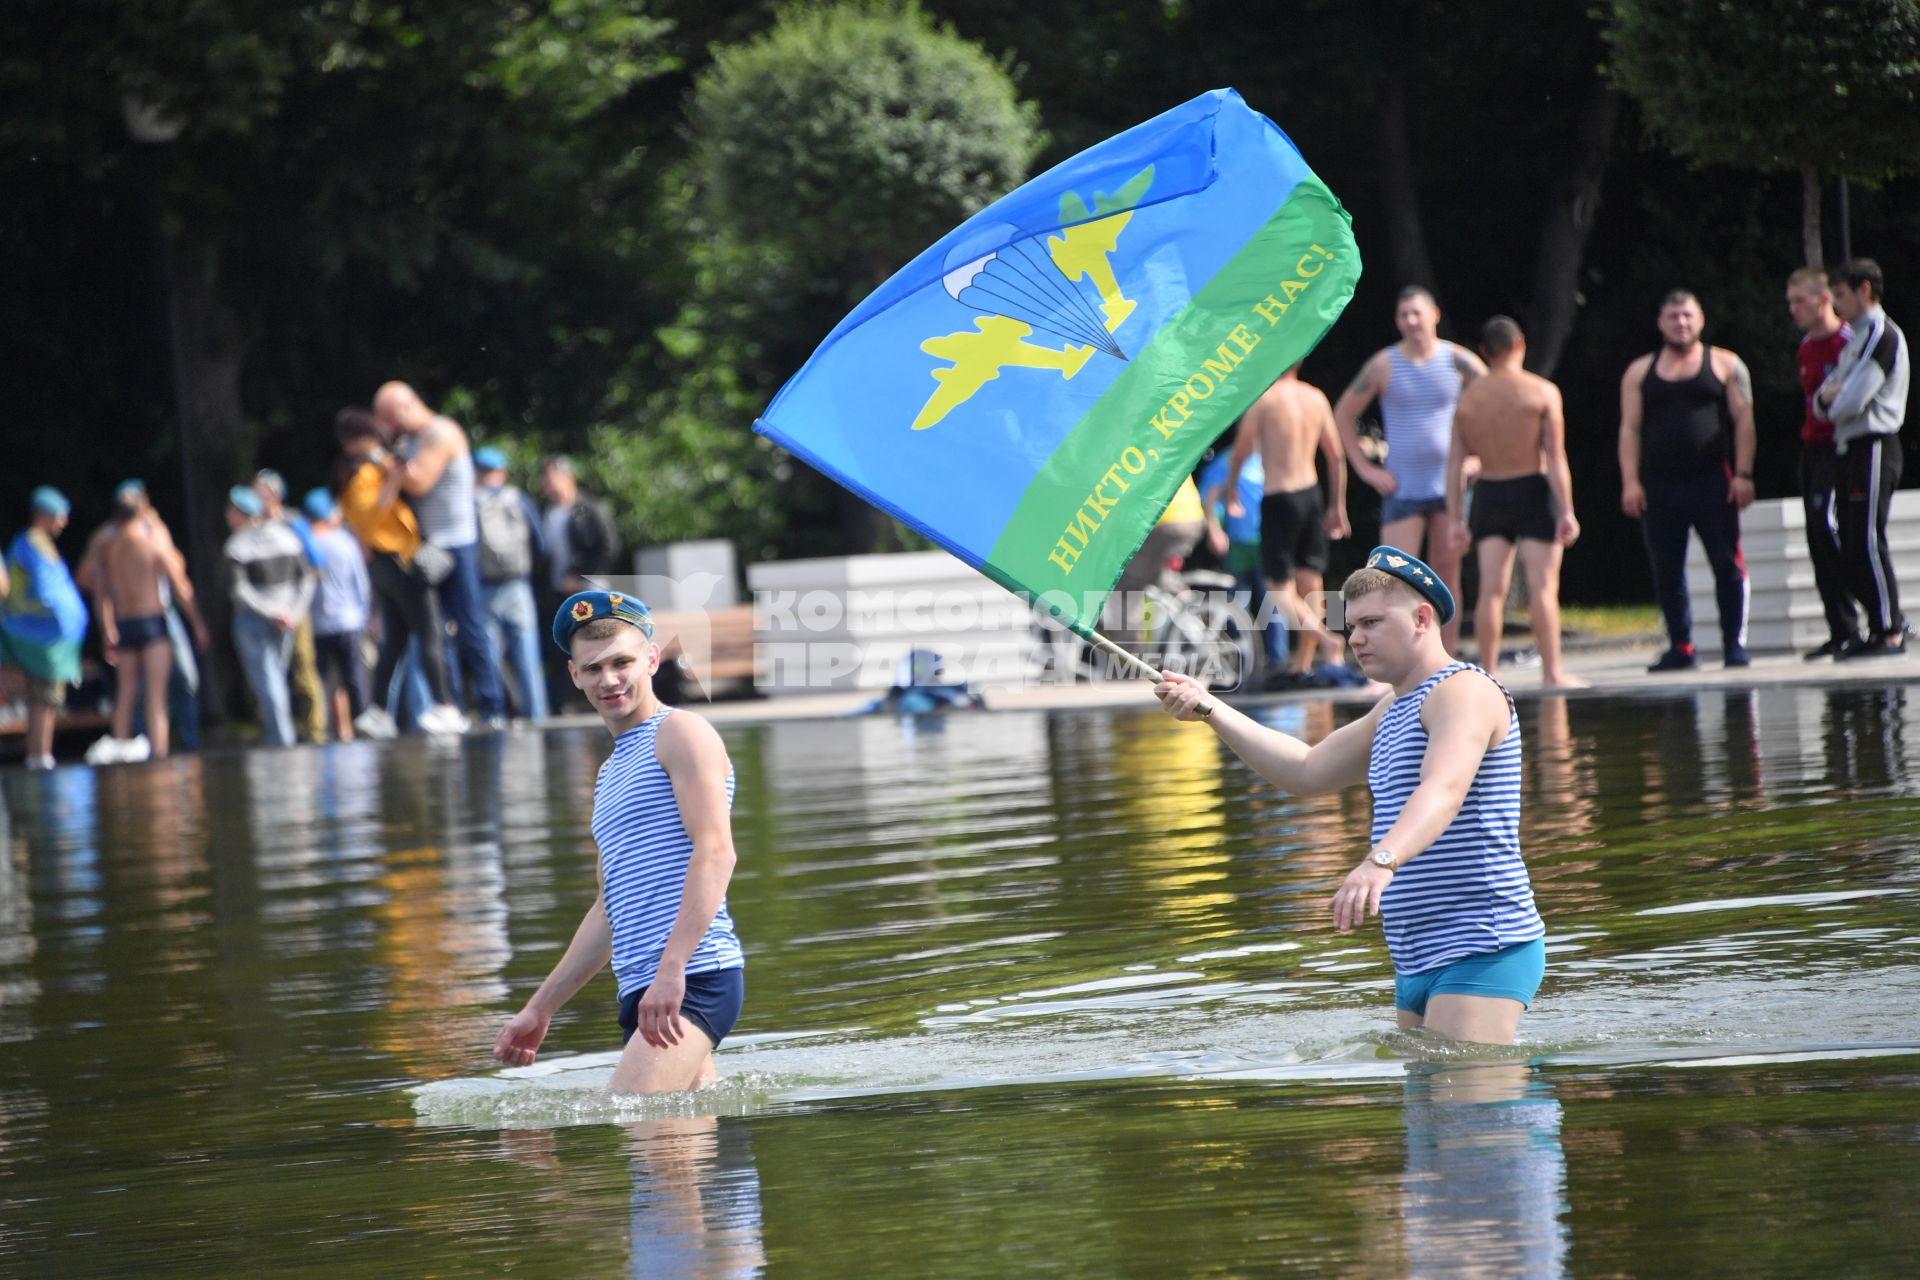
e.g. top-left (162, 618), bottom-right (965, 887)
top-left (1084, 629), bottom-right (1163, 682)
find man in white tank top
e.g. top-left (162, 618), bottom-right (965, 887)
top-left (1154, 547), bottom-right (1543, 1045)
top-left (1333, 288), bottom-right (1486, 651)
top-left (493, 590), bottom-right (746, 1093)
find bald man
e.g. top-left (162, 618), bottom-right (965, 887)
top-left (374, 382), bottom-right (507, 727)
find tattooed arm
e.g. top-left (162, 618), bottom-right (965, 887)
top-left (1451, 343), bottom-right (1488, 386)
top-left (1719, 348), bottom-right (1757, 509)
top-left (1332, 350), bottom-right (1396, 494)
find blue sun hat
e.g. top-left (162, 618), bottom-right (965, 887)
top-left (1363, 545), bottom-right (1456, 625)
top-left (552, 589), bottom-right (655, 654)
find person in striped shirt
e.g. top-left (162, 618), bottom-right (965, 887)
top-left (1334, 288), bottom-right (1487, 653)
top-left (1154, 546), bottom-right (1545, 1045)
top-left (493, 590), bottom-right (746, 1094)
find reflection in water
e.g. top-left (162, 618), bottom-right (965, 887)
top-left (0, 785), bottom-right (34, 1035)
top-left (626, 1117), bottom-right (765, 1279)
top-left (1400, 1063), bottom-right (1568, 1279)
top-left (1821, 684), bottom-right (1911, 795)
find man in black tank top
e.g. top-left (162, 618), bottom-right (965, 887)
top-left (1617, 291), bottom-right (1758, 671)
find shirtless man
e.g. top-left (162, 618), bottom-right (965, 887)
top-left (1225, 365), bottom-right (1351, 673)
top-left (1444, 317), bottom-right (1584, 687)
top-left (1334, 287), bottom-right (1486, 651)
top-left (97, 487), bottom-right (209, 758)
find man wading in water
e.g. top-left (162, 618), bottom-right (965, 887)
top-left (493, 591), bottom-right (746, 1093)
top-left (1154, 547), bottom-right (1545, 1044)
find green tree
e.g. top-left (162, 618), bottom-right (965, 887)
top-left (690, 2), bottom-right (1043, 290)
top-left (657, 3), bottom-right (1044, 551)
top-left (1602, 0), bottom-right (1920, 265)
top-left (1, 0), bottom-right (675, 714)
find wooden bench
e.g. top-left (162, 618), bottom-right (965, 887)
top-left (649, 605), bottom-right (757, 697)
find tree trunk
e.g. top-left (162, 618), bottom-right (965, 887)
top-left (1373, 73), bottom-right (1438, 296)
top-left (1523, 86), bottom-right (1621, 378)
top-left (1801, 164), bottom-right (1823, 268)
top-left (162, 228), bottom-right (256, 721)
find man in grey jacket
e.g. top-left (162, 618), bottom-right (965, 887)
top-left (1816, 258), bottom-right (1909, 658)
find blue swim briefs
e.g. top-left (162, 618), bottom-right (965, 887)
top-left (1380, 493), bottom-right (1447, 526)
top-left (618, 966), bottom-right (745, 1049)
top-left (1394, 938), bottom-right (1545, 1016)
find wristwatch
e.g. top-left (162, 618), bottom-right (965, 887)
top-left (1368, 846), bottom-right (1398, 872)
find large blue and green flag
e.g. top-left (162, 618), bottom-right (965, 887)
top-left (756, 88), bottom-right (1360, 634)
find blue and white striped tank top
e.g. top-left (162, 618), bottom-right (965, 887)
top-left (1380, 343), bottom-right (1462, 503)
top-left (1369, 662), bottom-right (1542, 974)
top-left (400, 416), bottom-right (479, 549)
top-left (592, 708), bottom-right (744, 997)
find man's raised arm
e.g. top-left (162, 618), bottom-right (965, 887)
top-left (1156, 670), bottom-right (1386, 796)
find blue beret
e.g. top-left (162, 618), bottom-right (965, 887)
top-left (228, 485), bottom-right (264, 518)
top-left (114, 479), bottom-right (146, 504)
top-left (29, 486), bottom-right (69, 518)
top-left (552, 590), bottom-right (655, 654)
top-left (1363, 545), bottom-right (1455, 625)
top-left (472, 446), bottom-right (508, 471)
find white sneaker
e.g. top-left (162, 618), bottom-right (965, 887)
top-left (26, 754), bottom-right (54, 771)
top-left (84, 735), bottom-right (122, 765)
top-left (120, 734), bottom-right (151, 763)
top-left (353, 706), bottom-right (399, 740)
top-left (418, 704), bottom-right (468, 736)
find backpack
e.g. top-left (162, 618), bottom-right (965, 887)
top-left (476, 485), bottom-right (533, 583)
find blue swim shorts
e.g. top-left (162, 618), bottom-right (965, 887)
top-left (618, 966), bottom-right (745, 1049)
top-left (1380, 493), bottom-right (1447, 525)
top-left (1394, 938), bottom-right (1545, 1016)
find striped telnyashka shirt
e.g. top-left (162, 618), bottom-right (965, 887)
top-left (398, 416), bottom-right (479, 549)
top-left (1380, 343), bottom-right (1462, 504)
top-left (592, 707), bottom-right (744, 998)
top-left (1369, 662), bottom-right (1543, 974)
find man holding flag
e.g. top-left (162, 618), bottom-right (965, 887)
top-left (1154, 547), bottom-right (1546, 1045)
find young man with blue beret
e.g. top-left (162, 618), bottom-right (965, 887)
top-left (493, 591), bottom-right (746, 1093)
top-left (1155, 546), bottom-right (1546, 1044)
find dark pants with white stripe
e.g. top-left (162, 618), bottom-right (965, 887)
top-left (1641, 467), bottom-right (1747, 652)
top-left (1839, 435), bottom-right (1905, 638)
top-left (1800, 443), bottom-right (1861, 645)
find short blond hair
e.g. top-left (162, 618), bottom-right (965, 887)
top-left (573, 617), bottom-right (632, 646)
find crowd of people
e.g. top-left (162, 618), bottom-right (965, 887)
top-left (5, 261), bottom-right (1911, 763)
top-left (1179, 257), bottom-right (1909, 685)
top-left (1, 382), bottom-right (622, 766)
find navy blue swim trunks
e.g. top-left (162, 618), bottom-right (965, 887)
top-left (115, 614), bottom-right (170, 651)
top-left (618, 966), bottom-right (745, 1049)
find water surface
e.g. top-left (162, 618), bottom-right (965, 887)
top-left (3, 684), bottom-right (1917, 1275)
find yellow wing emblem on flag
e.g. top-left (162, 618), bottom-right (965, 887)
top-left (912, 166), bottom-right (1154, 433)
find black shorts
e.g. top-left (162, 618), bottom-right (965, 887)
top-left (115, 614), bottom-right (169, 651)
top-left (1469, 474), bottom-right (1557, 544)
top-left (618, 966), bottom-right (745, 1049)
top-left (1260, 485), bottom-right (1329, 582)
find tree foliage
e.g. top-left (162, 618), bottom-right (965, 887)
top-left (689, 3), bottom-right (1043, 288)
top-left (1602, 0), bottom-right (1920, 181)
